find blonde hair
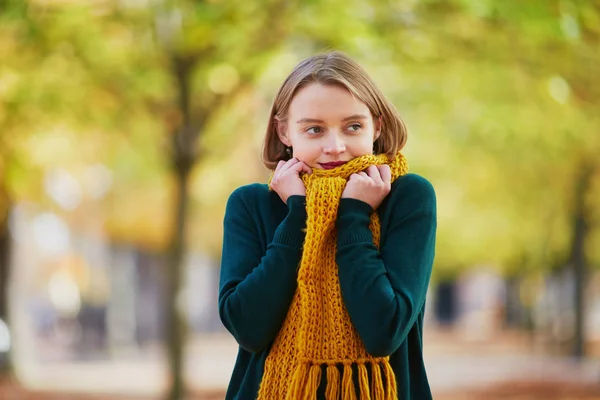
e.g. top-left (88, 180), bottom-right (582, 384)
top-left (261, 51), bottom-right (408, 170)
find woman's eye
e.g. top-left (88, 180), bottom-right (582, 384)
top-left (306, 126), bottom-right (323, 134)
top-left (347, 124), bottom-right (362, 132)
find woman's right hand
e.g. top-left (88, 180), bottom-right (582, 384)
top-left (270, 158), bottom-right (312, 204)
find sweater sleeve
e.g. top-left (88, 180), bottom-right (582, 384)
top-left (335, 174), bottom-right (437, 357)
top-left (218, 188), bottom-right (306, 353)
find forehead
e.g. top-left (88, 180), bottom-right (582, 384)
top-left (288, 83), bottom-right (371, 119)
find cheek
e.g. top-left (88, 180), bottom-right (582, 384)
top-left (345, 137), bottom-right (375, 156)
top-left (350, 134), bottom-right (375, 148)
top-left (295, 144), bottom-right (321, 159)
top-left (287, 137), bottom-right (318, 157)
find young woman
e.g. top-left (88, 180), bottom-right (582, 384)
top-left (219, 51), bottom-right (437, 400)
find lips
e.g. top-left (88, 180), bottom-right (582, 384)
top-left (319, 161), bottom-right (347, 169)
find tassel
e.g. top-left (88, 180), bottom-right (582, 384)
top-left (341, 363), bottom-right (357, 400)
top-left (286, 362), bottom-right (310, 400)
top-left (382, 361), bottom-right (398, 400)
top-left (302, 364), bottom-right (323, 400)
top-left (357, 363), bottom-right (371, 400)
top-left (342, 364), bottom-right (356, 400)
top-left (326, 364), bottom-right (341, 400)
top-left (370, 362), bottom-right (385, 400)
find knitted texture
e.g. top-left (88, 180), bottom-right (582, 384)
top-left (258, 151), bottom-right (409, 400)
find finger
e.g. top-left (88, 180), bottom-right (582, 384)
top-left (273, 160), bottom-right (287, 181)
top-left (302, 162), bottom-right (313, 175)
top-left (378, 165), bottom-right (392, 184)
top-left (294, 161), bottom-right (312, 175)
top-left (289, 160), bottom-right (311, 175)
top-left (275, 160), bottom-right (286, 172)
top-left (278, 157), bottom-right (299, 174)
top-left (366, 165), bottom-right (383, 184)
top-left (358, 171), bottom-right (369, 179)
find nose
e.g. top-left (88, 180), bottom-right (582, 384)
top-left (323, 133), bottom-right (346, 155)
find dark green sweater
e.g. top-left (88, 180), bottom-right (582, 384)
top-left (219, 173), bottom-right (437, 399)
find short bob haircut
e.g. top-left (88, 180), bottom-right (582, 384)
top-left (261, 51), bottom-right (408, 170)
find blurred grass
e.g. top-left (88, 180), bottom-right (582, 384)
top-left (439, 381), bottom-right (600, 400)
top-left (0, 375), bottom-right (225, 400)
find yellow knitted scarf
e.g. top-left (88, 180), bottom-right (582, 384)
top-left (259, 151), bottom-right (409, 400)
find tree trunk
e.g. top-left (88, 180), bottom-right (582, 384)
top-left (0, 184), bottom-right (12, 375)
top-left (570, 161), bottom-right (593, 359)
top-left (166, 167), bottom-right (190, 400)
top-left (504, 275), bottom-right (523, 329)
top-left (166, 54), bottom-right (198, 400)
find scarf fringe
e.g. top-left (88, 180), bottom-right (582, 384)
top-left (304, 364), bottom-right (322, 400)
top-left (371, 362), bottom-right (385, 400)
top-left (284, 360), bottom-right (396, 400)
top-left (286, 362), bottom-right (309, 399)
top-left (326, 364), bottom-right (340, 399)
top-left (357, 363), bottom-right (371, 400)
top-left (383, 361), bottom-right (398, 399)
top-left (341, 363), bottom-right (357, 400)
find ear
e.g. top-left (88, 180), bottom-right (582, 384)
top-left (275, 119), bottom-right (291, 147)
top-left (374, 115), bottom-right (382, 141)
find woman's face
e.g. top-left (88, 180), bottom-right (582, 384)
top-left (278, 83), bottom-right (380, 170)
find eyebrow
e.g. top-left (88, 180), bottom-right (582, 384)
top-left (296, 114), bottom-right (369, 124)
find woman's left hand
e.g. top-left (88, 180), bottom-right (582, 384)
top-left (341, 164), bottom-right (392, 210)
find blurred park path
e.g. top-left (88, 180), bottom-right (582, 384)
top-left (5, 327), bottom-right (600, 399)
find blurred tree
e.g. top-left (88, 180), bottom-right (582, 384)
top-left (147, 1), bottom-right (302, 397)
top-left (3, 0), bottom-right (302, 397)
top-left (389, 0), bottom-right (600, 357)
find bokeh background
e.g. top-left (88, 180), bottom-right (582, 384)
top-left (0, 0), bottom-right (599, 399)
